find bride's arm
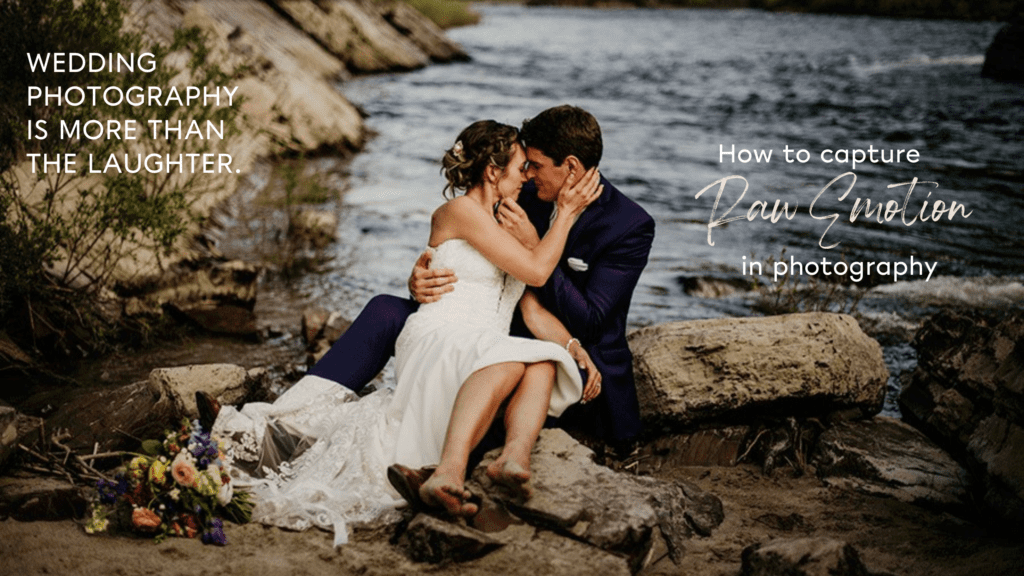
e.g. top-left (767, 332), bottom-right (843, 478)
top-left (438, 168), bottom-right (602, 287)
top-left (519, 291), bottom-right (602, 404)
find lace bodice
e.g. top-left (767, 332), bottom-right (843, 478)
top-left (401, 239), bottom-right (525, 338)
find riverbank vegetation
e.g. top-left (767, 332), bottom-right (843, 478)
top-left (526, 0), bottom-right (1022, 21)
top-left (0, 0), bottom-right (241, 359)
top-left (401, 0), bottom-right (481, 27)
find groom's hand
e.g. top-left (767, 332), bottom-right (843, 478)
top-left (496, 198), bottom-right (539, 249)
top-left (409, 250), bottom-right (457, 304)
top-left (568, 341), bottom-right (602, 404)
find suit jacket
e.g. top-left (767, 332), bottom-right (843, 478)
top-left (513, 176), bottom-right (655, 442)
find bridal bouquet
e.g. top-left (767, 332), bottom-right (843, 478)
top-left (85, 418), bottom-right (252, 545)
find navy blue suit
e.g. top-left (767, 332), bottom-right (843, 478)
top-left (309, 176), bottom-right (655, 442)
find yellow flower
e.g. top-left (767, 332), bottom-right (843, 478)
top-left (149, 459), bottom-right (169, 486)
top-left (193, 471), bottom-right (218, 497)
top-left (84, 507), bottom-right (109, 534)
top-left (128, 456), bottom-right (149, 481)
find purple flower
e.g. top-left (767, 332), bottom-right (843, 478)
top-left (201, 518), bottom-right (227, 546)
top-left (96, 474), bottom-right (129, 504)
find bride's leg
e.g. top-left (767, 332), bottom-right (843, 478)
top-left (422, 361), bottom-right (526, 515)
top-left (486, 361), bottom-right (555, 497)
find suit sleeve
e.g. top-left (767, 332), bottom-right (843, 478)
top-left (536, 217), bottom-right (655, 343)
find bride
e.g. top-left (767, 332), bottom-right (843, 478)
top-left (211, 120), bottom-right (602, 544)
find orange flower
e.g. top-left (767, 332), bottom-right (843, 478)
top-left (171, 453), bottom-right (197, 487)
top-left (132, 507), bottom-right (162, 532)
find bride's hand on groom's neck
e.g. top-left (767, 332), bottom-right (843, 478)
top-left (496, 198), bottom-right (540, 249)
top-left (556, 166), bottom-right (602, 218)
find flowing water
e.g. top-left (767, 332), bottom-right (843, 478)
top-left (318, 5), bottom-right (1022, 327)
top-left (81, 7), bottom-right (1024, 404)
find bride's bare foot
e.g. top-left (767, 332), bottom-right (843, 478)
top-left (419, 473), bottom-right (478, 517)
top-left (486, 459), bottom-right (533, 499)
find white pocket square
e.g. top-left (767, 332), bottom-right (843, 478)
top-left (567, 257), bottom-right (589, 272)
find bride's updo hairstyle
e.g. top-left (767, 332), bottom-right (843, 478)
top-left (441, 120), bottom-right (521, 199)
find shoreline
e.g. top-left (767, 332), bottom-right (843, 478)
top-left (3, 461), bottom-right (1022, 575)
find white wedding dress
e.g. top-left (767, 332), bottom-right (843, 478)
top-left (212, 239), bottom-right (583, 545)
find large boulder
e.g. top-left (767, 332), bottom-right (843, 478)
top-left (982, 3), bottom-right (1024, 83)
top-left (899, 309), bottom-right (1024, 526)
top-left (629, 313), bottom-right (889, 431)
top-left (42, 364), bottom-right (269, 453)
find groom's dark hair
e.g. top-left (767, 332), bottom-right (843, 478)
top-left (520, 105), bottom-right (602, 169)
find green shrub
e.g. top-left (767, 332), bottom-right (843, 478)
top-left (0, 0), bottom-right (241, 354)
top-left (402, 0), bottom-right (481, 29)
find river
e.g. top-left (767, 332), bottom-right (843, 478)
top-left (307, 6), bottom-right (1023, 322)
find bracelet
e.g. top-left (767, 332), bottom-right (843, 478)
top-left (565, 337), bottom-right (580, 353)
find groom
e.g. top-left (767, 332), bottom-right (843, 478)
top-left (307, 105), bottom-right (655, 443)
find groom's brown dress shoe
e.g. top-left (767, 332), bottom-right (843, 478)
top-left (387, 464), bottom-right (434, 509)
top-left (195, 391), bottom-right (221, 432)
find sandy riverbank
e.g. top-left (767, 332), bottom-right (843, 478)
top-left (3, 463), bottom-right (1021, 576)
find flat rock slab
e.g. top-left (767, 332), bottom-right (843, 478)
top-left (398, 513), bottom-right (503, 564)
top-left (471, 429), bottom-right (724, 571)
top-left (629, 312), bottom-right (888, 429)
top-left (813, 416), bottom-right (969, 510)
top-left (0, 476), bottom-right (91, 521)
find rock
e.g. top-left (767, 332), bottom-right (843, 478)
top-left (479, 525), bottom-right (633, 576)
top-left (124, 259), bottom-right (261, 337)
top-left (0, 476), bottom-right (92, 521)
top-left (899, 309), bottom-right (1024, 525)
top-left (635, 426), bottom-right (751, 473)
top-left (740, 537), bottom-right (887, 576)
top-left (301, 308), bottom-right (331, 344)
top-left (376, 1), bottom-right (471, 63)
top-left (321, 312), bottom-right (351, 344)
top-left (42, 364), bottom-right (268, 453)
top-left (303, 309), bottom-right (350, 363)
top-left (471, 429), bottom-right (723, 571)
top-left (397, 513), bottom-right (503, 563)
top-left (982, 20), bottom-right (1024, 82)
top-left (629, 313), bottom-right (888, 431)
top-left (148, 364), bottom-right (267, 419)
top-left (289, 209), bottom-right (338, 249)
top-left (813, 416), bottom-right (970, 510)
top-left (0, 406), bottom-right (44, 471)
top-left (269, 0), bottom-right (430, 72)
top-left (44, 380), bottom-right (179, 454)
top-left (1, 406), bottom-right (20, 468)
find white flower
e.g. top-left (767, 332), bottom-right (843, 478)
top-left (217, 482), bottom-right (234, 506)
top-left (206, 465), bottom-right (223, 488)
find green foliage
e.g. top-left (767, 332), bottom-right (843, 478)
top-left (0, 0), bottom-right (242, 354)
top-left (401, 0), bottom-right (480, 29)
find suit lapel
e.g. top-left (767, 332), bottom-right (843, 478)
top-left (563, 176), bottom-right (612, 257)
